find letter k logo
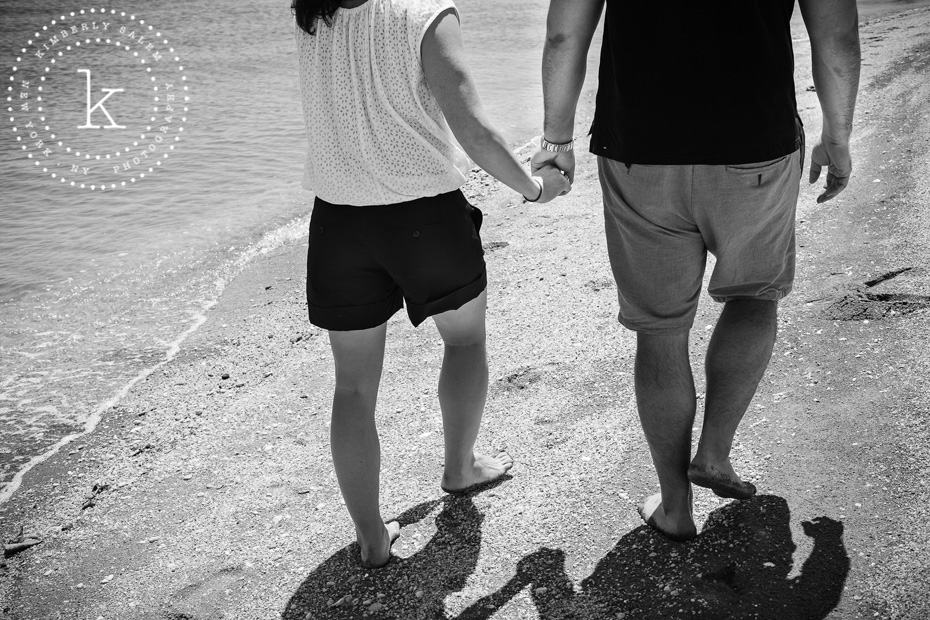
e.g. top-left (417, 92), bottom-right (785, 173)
top-left (76, 68), bottom-right (126, 129)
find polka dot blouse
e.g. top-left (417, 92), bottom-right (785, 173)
top-left (297, 0), bottom-right (467, 206)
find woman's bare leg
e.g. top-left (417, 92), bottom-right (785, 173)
top-left (328, 322), bottom-right (399, 567)
top-left (432, 290), bottom-right (513, 492)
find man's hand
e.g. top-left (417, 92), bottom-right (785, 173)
top-left (532, 163), bottom-right (571, 203)
top-left (531, 149), bottom-right (575, 185)
top-left (809, 136), bottom-right (852, 203)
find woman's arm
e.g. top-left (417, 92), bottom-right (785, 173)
top-left (421, 9), bottom-right (569, 203)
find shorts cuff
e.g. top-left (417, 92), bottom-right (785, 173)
top-left (308, 294), bottom-right (403, 332)
top-left (618, 320), bottom-right (694, 335)
top-left (710, 287), bottom-right (792, 303)
top-left (406, 270), bottom-right (487, 327)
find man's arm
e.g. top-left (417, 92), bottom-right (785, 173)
top-left (799, 0), bottom-right (861, 203)
top-left (532, 0), bottom-right (604, 182)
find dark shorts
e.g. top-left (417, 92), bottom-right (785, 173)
top-left (306, 190), bottom-right (487, 331)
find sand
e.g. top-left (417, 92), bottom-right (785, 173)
top-left (2, 5), bottom-right (930, 619)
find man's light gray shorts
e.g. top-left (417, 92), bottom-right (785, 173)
top-left (598, 149), bottom-right (803, 334)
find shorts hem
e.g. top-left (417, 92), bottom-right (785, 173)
top-left (308, 296), bottom-right (403, 332)
top-left (617, 315), bottom-right (694, 335)
top-left (406, 270), bottom-right (487, 327)
top-left (709, 287), bottom-right (792, 304)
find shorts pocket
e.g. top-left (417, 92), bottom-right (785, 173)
top-left (725, 155), bottom-right (790, 174)
top-left (467, 203), bottom-right (483, 237)
top-left (725, 155), bottom-right (792, 187)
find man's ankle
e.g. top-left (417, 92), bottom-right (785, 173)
top-left (442, 453), bottom-right (476, 477)
top-left (692, 446), bottom-right (730, 467)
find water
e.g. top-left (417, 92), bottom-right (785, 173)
top-left (0, 0), bottom-right (601, 498)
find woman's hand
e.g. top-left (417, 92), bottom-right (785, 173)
top-left (530, 164), bottom-right (572, 203)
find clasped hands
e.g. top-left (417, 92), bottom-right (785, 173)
top-left (527, 146), bottom-right (575, 203)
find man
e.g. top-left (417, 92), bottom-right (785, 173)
top-left (534, 0), bottom-right (860, 540)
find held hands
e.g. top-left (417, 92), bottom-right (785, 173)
top-left (529, 164), bottom-right (572, 203)
top-left (809, 134), bottom-right (852, 204)
top-left (532, 148), bottom-right (576, 184)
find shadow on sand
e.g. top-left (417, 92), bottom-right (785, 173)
top-left (281, 491), bottom-right (489, 620)
top-left (459, 494), bottom-right (850, 620)
top-left (283, 494), bottom-right (848, 619)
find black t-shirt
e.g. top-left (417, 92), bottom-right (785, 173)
top-left (589, 0), bottom-right (802, 165)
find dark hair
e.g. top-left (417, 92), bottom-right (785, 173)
top-left (292, 0), bottom-right (341, 35)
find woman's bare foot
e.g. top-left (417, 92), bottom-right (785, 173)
top-left (637, 492), bottom-right (697, 542)
top-left (358, 521), bottom-right (400, 569)
top-left (441, 451), bottom-right (513, 494)
top-left (687, 459), bottom-right (756, 500)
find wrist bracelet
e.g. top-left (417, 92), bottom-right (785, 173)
top-left (523, 177), bottom-right (543, 202)
top-left (541, 137), bottom-right (574, 153)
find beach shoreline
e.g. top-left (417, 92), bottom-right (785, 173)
top-left (3, 4), bottom-right (930, 619)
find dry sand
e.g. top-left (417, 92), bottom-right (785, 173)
top-left (2, 5), bottom-right (930, 619)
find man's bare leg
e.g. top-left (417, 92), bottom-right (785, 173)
top-left (634, 330), bottom-right (697, 540)
top-left (689, 299), bottom-right (778, 498)
top-left (328, 323), bottom-right (400, 568)
top-left (432, 290), bottom-right (513, 492)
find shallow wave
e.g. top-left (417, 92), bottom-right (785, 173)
top-left (0, 207), bottom-right (311, 504)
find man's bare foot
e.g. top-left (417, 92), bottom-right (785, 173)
top-left (688, 459), bottom-right (756, 500)
top-left (358, 521), bottom-right (400, 569)
top-left (441, 451), bottom-right (513, 494)
top-left (637, 492), bottom-right (697, 542)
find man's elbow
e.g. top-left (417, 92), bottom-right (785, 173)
top-left (810, 25), bottom-right (860, 61)
top-left (545, 30), bottom-right (586, 52)
top-left (546, 30), bottom-right (570, 47)
top-left (809, 11), bottom-right (860, 52)
top-left (827, 24), bottom-right (860, 51)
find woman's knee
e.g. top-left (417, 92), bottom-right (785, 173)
top-left (332, 382), bottom-right (380, 414)
top-left (440, 329), bottom-right (486, 348)
top-left (333, 373), bottom-right (381, 396)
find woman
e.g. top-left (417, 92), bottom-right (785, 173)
top-left (295, 0), bottom-right (569, 567)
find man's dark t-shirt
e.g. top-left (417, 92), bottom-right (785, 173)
top-left (590, 0), bottom-right (802, 165)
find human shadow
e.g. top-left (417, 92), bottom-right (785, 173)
top-left (282, 490), bottom-right (493, 619)
top-left (458, 495), bottom-right (849, 620)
